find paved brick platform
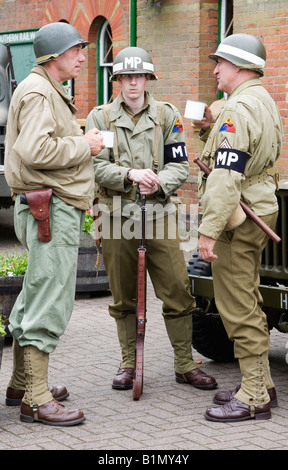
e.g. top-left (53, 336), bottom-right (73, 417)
top-left (1, 207), bottom-right (288, 451)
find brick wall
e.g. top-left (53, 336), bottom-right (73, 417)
top-left (232, 0), bottom-right (288, 180)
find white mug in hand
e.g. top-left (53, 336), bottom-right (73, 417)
top-left (100, 130), bottom-right (114, 148)
top-left (184, 100), bottom-right (206, 121)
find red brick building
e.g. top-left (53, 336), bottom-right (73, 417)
top-left (0, 0), bottom-right (287, 204)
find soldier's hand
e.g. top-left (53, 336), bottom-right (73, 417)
top-left (198, 234), bottom-right (218, 262)
top-left (139, 182), bottom-right (159, 195)
top-left (192, 105), bottom-right (213, 130)
top-left (84, 129), bottom-right (105, 155)
top-left (128, 168), bottom-right (161, 187)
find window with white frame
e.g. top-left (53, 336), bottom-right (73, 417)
top-left (98, 20), bottom-right (113, 105)
top-left (220, 0), bottom-right (233, 40)
top-left (218, 0), bottom-right (233, 99)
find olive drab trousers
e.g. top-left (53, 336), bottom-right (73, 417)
top-left (212, 212), bottom-right (278, 405)
top-left (9, 195), bottom-right (85, 354)
top-left (101, 213), bottom-right (198, 374)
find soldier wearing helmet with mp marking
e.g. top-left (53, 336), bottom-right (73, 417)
top-left (86, 46), bottom-right (217, 392)
top-left (192, 34), bottom-right (283, 422)
top-left (4, 22), bottom-right (104, 426)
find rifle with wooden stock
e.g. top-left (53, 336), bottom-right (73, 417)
top-left (194, 158), bottom-right (281, 244)
top-left (133, 194), bottom-right (147, 401)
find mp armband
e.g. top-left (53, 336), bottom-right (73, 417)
top-left (215, 148), bottom-right (248, 174)
top-left (164, 142), bottom-right (188, 164)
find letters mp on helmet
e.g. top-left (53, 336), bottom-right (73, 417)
top-left (34, 22), bottom-right (90, 65)
top-left (111, 47), bottom-right (157, 81)
top-left (209, 33), bottom-right (266, 76)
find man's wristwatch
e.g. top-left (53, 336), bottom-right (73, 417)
top-left (127, 170), bottom-right (132, 181)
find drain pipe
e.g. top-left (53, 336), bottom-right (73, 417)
top-left (130, 0), bottom-right (137, 46)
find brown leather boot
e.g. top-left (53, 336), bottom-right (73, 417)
top-left (175, 368), bottom-right (217, 390)
top-left (20, 400), bottom-right (85, 426)
top-left (205, 398), bottom-right (271, 422)
top-left (213, 384), bottom-right (278, 407)
top-left (112, 368), bottom-right (135, 390)
top-left (6, 385), bottom-right (69, 406)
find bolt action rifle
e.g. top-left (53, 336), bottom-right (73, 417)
top-left (133, 194), bottom-right (147, 401)
top-left (194, 158), bottom-right (281, 243)
top-left (5, 43), bottom-right (17, 94)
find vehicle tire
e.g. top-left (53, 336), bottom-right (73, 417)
top-left (192, 307), bottom-right (235, 363)
top-left (187, 252), bottom-right (212, 277)
top-left (188, 251), bottom-right (235, 362)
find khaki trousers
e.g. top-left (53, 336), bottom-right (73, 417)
top-left (9, 195), bottom-right (85, 353)
top-left (212, 212), bottom-right (278, 404)
top-left (102, 214), bottom-right (197, 373)
top-left (102, 214), bottom-right (195, 321)
top-left (212, 212), bottom-right (278, 359)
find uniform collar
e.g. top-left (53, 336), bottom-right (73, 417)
top-left (109, 91), bottom-right (159, 125)
top-left (31, 65), bottom-right (78, 114)
top-left (229, 77), bottom-right (262, 99)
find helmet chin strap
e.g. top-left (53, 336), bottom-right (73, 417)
top-left (36, 53), bottom-right (59, 65)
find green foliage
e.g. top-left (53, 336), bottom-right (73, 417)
top-left (82, 209), bottom-right (95, 236)
top-left (0, 248), bottom-right (28, 277)
top-left (0, 210), bottom-right (94, 278)
top-left (0, 316), bottom-right (6, 337)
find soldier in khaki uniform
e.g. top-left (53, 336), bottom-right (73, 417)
top-left (4, 23), bottom-right (104, 426)
top-left (193, 34), bottom-right (283, 422)
top-left (86, 47), bottom-right (217, 392)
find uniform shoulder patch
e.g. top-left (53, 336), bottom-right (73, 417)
top-left (172, 116), bottom-right (183, 132)
top-left (220, 116), bottom-right (235, 133)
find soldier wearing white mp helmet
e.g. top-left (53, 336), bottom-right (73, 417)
top-left (192, 33), bottom-right (283, 423)
top-left (86, 45), bottom-right (218, 394)
top-left (111, 46), bottom-right (157, 80)
top-left (208, 33), bottom-right (266, 76)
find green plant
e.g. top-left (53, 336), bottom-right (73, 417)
top-left (82, 209), bottom-right (95, 235)
top-left (0, 210), bottom-right (93, 279)
top-left (146, 0), bottom-right (161, 14)
top-left (0, 316), bottom-right (6, 337)
top-left (0, 248), bottom-right (28, 277)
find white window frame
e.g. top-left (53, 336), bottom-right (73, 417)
top-left (99, 20), bottom-right (113, 104)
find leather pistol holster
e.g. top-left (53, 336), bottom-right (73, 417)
top-left (25, 189), bottom-right (53, 242)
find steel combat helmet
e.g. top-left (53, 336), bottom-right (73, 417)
top-left (209, 33), bottom-right (266, 76)
top-left (34, 22), bottom-right (90, 65)
top-left (111, 47), bottom-right (157, 81)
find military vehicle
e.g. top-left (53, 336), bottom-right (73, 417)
top-left (187, 181), bottom-right (288, 362)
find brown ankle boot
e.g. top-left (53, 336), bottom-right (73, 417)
top-left (20, 400), bottom-right (85, 426)
top-left (112, 368), bottom-right (135, 390)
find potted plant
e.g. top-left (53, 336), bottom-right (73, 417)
top-left (77, 209), bottom-right (109, 294)
top-left (0, 211), bottom-right (109, 321)
top-left (0, 315), bottom-right (6, 367)
top-left (82, 208), bottom-right (95, 235)
top-left (0, 248), bottom-right (28, 333)
top-left (0, 248), bottom-right (28, 277)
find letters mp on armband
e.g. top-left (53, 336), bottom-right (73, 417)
top-left (215, 148), bottom-right (248, 174)
top-left (164, 142), bottom-right (188, 164)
